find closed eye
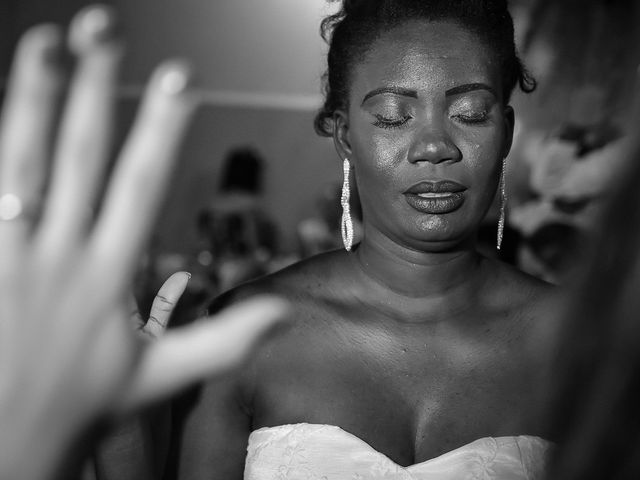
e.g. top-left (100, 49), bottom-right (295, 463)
top-left (372, 114), bottom-right (412, 129)
top-left (452, 111), bottom-right (489, 125)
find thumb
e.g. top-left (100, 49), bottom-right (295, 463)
top-left (117, 295), bottom-right (290, 411)
top-left (142, 271), bottom-right (191, 338)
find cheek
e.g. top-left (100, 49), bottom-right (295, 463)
top-left (349, 119), bottom-right (409, 183)
top-left (457, 130), bottom-right (504, 187)
top-left (352, 130), bottom-right (406, 185)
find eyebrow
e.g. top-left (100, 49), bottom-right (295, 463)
top-left (445, 83), bottom-right (497, 97)
top-left (361, 83), bottom-right (498, 105)
top-left (361, 86), bottom-right (418, 105)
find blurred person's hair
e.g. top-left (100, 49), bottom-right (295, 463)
top-left (219, 147), bottom-right (264, 194)
top-left (548, 140), bottom-right (640, 479)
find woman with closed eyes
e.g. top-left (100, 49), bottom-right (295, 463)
top-left (175, 1), bottom-right (558, 478)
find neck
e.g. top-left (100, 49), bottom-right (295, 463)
top-left (348, 231), bottom-right (486, 321)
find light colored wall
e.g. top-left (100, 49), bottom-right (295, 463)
top-left (118, 0), bottom-right (334, 101)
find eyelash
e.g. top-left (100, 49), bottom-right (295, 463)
top-left (452, 111), bottom-right (489, 125)
top-left (372, 114), bottom-right (412, 129)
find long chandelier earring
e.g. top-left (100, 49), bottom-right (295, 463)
top-left (497, 156), bottom-right (507, 250)
top-left (341, 158), bottom-right (354, 251)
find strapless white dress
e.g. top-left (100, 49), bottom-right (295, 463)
top-left (244, 423), bottom-right (551, 479)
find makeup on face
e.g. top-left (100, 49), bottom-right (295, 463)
top-left (343, 21), bottom-right (510, 247)
top-left (403, 180), bottom-right (468, 214)
top-left (360, 82), bottom-right (500, 131)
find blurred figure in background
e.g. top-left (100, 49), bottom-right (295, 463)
top-left (196, 147), bottom-right (278, 293)
top-left (507, 0), bottom-right (640, 283)
top-left (546, 130), bottom-right (640, 480)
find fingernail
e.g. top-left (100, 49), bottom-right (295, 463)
top-left (155, 61), bottom-right (192, 95)
top-left (185, 272), bottom-right (192, 280)
top-left (0, 194), bottom-right (23, 221)
top-left (71, 4), bottom-right (118, 50)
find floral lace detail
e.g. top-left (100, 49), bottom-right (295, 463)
top-left (464, 437), bottom-right (500, 480)
top-left (244, 423), bottom-right (551, 480)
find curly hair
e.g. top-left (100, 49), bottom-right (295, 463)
top-left (314, 0), bottom-right (536, 136)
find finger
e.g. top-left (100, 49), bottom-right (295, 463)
top-left (118, 296), bottom-right (290, 411)
top-left (86, 61), bottom-right (195, 300)
top-left (128, 291), bottom-right (145, 331)
top-left (37, 5), bottom-right (121, 254)
top-left (143, 271), bottom-right (191, 338)
top-left (0, 25), bottom-right (64, 254)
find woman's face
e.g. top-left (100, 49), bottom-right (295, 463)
top-left (335, 20), bottom-right (513, 251)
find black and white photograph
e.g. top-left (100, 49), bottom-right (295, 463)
top-left (0, 1), bottom-right (639, 479)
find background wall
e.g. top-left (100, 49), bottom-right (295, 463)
top-left (118, 0), bottom-right (333, 103)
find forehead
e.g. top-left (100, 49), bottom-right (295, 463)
top-left (352, 20), bottom-right (500, 97)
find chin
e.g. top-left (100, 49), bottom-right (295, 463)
top-left (405, 216), bottom-right (476, 251)
top-left (415, 215), bottom-right (460, 238)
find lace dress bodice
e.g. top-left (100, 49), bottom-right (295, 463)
top-left (244, 423), bottom-right (551, 480)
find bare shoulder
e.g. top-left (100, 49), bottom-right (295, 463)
top-left (206, 249), bottom-right (350, 376)
top-left (208, 249), bottom-right (349, 314)
top-left (483, 257), bottom-right (562, 358)
top-left (484, 256), bottom-right (558, 309)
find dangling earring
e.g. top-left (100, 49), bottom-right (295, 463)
top-left (497, 157), bottom-right (507, 250)
top-left (341, 158), bottom-right (354, 251)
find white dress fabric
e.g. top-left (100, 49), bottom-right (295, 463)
top-left (244, 423), bottom-right (551, 480)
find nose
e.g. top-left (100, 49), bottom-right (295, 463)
top-left (408, 125), bottom-right (462, 164)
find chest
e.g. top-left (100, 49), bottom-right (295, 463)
top-left (251, 310), bottom-right (546, 465)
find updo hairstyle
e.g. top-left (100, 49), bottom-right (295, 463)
top-left (314, 0), bottom-right (536, 136)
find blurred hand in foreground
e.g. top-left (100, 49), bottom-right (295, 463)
top-left (0, 5), bottom-right (288, 480)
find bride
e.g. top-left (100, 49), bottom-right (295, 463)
top-left (174, 0), bottom-right (557, 478)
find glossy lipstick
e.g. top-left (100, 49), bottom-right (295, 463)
top-left (404, 180), bottom-right (467, 214)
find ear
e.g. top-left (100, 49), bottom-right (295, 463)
top-left (502, 106), bottom-right (515, 158)
top-left (332, 110), bottom-right (353, 161)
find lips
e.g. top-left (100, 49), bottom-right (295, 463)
top-left (403, 180), bottom-right (467, 214)
top-left (404, 180), bottom-right (467, 195)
